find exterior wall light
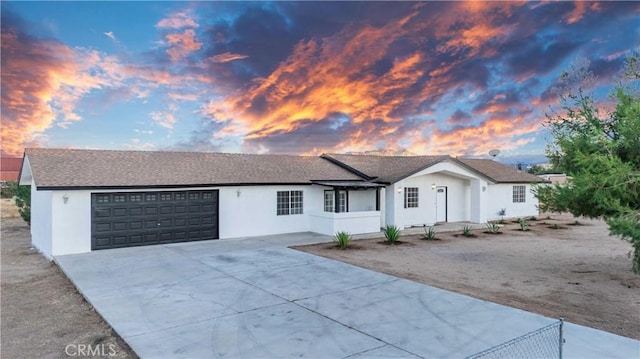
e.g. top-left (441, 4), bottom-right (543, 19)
top-left (397, 187), bottom-right (402, 193)
top-left (431, 183), bottom-right (436, 190)
top-left (62, 194), bottom-right (69, 204)
top-left (236, 190), bottom-right (241, 197)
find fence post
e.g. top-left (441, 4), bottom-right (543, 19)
top-left (559, 318), bottom-right (564, 359)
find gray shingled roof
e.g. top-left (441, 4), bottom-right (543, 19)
top-left (322, 153), bottom-right (544, 184)
top-left (23, 148), bottom-right (363, 189)
top-left (455, 158), bottom-right (545, 183)
top-left (321, 153), bottom-right (448, 183)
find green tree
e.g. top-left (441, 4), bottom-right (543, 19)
top-left (535, 55), bottom-right (640, 273)
top-left (14, 185), bottom-right (31, 225)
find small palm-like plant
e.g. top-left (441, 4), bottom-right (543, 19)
top-left (334, 231), bottom-right (352, 249)
top-left (462, 225), bottom-right (473, 237)
top-left (383, 225), bottom-right (401, 243)
top-left (518, 218), bottom-right (529, 231)
top-left (486, 222), bottom-right (501, 234)
top-left (423, 226), bottom-right (436, 240)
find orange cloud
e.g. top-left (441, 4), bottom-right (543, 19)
top-left (156, 11), bottom-right (198, 29)
top-left (0, 28), bottom-right (124, 156)
top-left (165, 29), bottom-right (202, 62)
top-left (209, 52), bottom-right (249, 63)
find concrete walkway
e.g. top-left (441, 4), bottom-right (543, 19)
top-left (56, 232), bottom-right (639, 358)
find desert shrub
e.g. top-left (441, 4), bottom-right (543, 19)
top-left (486, 222), bottom-right (501, 234)
top-left (462, 225), bottom-right (473, 237)
top-left (383, 225), bottom-right (401, 243)
top-left (423, 226), bottom-right (436, 240)
top-left (518, 218), bottom-right (529, 231)
top-left (0, 181), bottom-right (18, 198)
top-left (334, 231), bottom-right (352, 249)
top-left (14, 184), bottom-right (30, 225)
top-left (529, 216), bottom-right (538, 221)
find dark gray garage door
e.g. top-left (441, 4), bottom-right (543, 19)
top-left (91, 190), bottom-right (219, 250)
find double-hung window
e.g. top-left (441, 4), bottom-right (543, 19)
top-left (324, 190), bottom-right (347, 212)
top-left (277, 190), bottom-right (304, 215)
top-left (404, 187), bottom-right (419, 208)
top-left (512, 185), bottom-right (526, 203)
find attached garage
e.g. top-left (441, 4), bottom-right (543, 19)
top-left (91, 190), bottom-right (219, 250)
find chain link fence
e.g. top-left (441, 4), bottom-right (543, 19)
top-left (466, 319), bottom-right (565, 359)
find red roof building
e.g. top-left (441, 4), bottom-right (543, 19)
top-left (1, 157), bottom-right (22, 181)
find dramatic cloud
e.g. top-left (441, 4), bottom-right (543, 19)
top-left (2, 1), bottom-right (637, 157)
top-left (156, 11), bottom-right (198, 29)
top-left (209, 52), bottom-right (249, 63)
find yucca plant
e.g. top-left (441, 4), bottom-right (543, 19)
top-left (383, 225), bottom-right (401, 243)
top-left (486, 222), bottom-right (501, 234)
top-left (423, 226), bottom-right (436, 240)
top-left (462, 225), bottom-right (473, 237)
top-left (334, 231), bottom-right (352, 249)
top-left (518, 218), bottom-right (529, 231)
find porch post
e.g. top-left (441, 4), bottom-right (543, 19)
top-left (334, 188), bottom-right (339, 213)
top-left (346, 190), bottom-right (350, 212)
top-left (375, 187), bottom-right (380, 211)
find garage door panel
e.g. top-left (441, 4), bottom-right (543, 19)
top-left (92, 190), bottom-right (218, 250)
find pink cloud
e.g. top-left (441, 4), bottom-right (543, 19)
top-left (156, 11), bottom-right (198, 29)
top-left (209, 52), bottom-right (249, 63)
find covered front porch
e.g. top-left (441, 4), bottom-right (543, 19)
top-left (308, 181), bottom-right (385, 236)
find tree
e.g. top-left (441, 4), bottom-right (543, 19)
top-left (14, 185), bottom-right (30, 225)
top-left (535, 55), bottom-right (640, 273)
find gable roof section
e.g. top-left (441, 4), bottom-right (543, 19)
top-left (321, 153), bottom-right (448, 183)
top-left (322, 153), bottom-right (545, 184)
top-left (455, 158), bottom-right (545, 183)
top-left (23, 148), bottom-right (364, 190)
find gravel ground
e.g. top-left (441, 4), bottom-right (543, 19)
top-left (1, 199), bottom-right (137, 358)
top-left (295, 213), bottom-right (640, 340)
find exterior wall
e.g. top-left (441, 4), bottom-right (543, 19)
top-left (30, 180), bottom-right (53, 259)
top-left (51, 191), bottom-right (92, 256)
top-left (219, 185), bottom-right (321, 238)
top-left (348, 190), bottom-right (376, 212)
top-left (486, 184), bottom-right (539, 220)
top-left (309, 211), bottom-right (380, 236)
top-left (33, 185), bottom-right (329, 257)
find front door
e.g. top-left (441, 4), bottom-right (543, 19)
top-left (436, 186), bottom-right (447, 222)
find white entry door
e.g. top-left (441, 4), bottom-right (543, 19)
top-left (436, 186), bottom-right (447, 222)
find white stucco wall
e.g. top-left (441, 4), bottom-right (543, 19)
top-left (51, 191), bottom-right (92, 256)
top-left (219, 185), bottom-right (321, 238)
top-left (387, 160), bottom-right (486, 228)
top-left (309, 211), bottom-right (380, 236)
top-left (31, 185), bottom-right (331, 257)
top-left (486, 184), bottom-right (539, 220)
top-left (30, 180), bottom-right (53, 259)
top-left (348, 190), bottom-right (377, 212)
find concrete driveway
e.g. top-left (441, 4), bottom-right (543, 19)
top-left (56, 233), bottom-right (639, 358)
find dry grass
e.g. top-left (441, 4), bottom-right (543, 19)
top-left (1, 198), bottom-right (20, 219)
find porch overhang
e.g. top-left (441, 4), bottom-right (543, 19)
top-left (311, 181), bottom-right (385, 190)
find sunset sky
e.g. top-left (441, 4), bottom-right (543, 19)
top-left (1, 1), bottom-right (638, 160)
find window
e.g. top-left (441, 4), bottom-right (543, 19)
top-left (189, 192), bottom-right (199, 200)
top-left (113, 194), bottom-right (126, 203)
top-left (145, 193), bottom-right (157, 201)
top-left (324, 191), bottom-right (334, 212)
top-left (129, 194), bottom-right (142, 202)
top-left (404, 187), bottom-right (419, 208)
top-left (175, 193), bottom-right (186, 200)
top-left (277, 190), bottom-right (303, 215)
top-left (96, 195), bottom-right (109, 203)
top-left (323, 191), bottom-right (347, 212)
top-left (513, 185), bottom-right (526, 203)
top-left (160, 193), bottom-right (172, 201)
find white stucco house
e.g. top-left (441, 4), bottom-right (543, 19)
top-left (19, 148), bottom-right (544, 258)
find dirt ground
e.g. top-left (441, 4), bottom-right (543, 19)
top-left (1, 199), bottom-right (137, 358)
top-left (295, 213), bottom-right (640, 340)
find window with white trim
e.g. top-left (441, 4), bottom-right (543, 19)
top-left (404, 187), bottom-right (419, 208)
top-left (513, 185), bottom-right (526, 203)
top-left (277, 190), bottom-right (303, 215)
top-left (324, 191), bottom-right (334, 212)
top-left (324, 190), bottom-right (347, 212)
